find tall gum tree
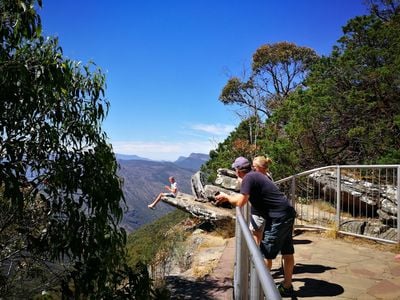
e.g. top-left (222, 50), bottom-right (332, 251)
top-left (271, 1), bottom-right (400, 169)
top-left (217, 42), bottom-right (318, 171)
top-left (219, 42), bottom-right (318, 120)
top-left (1, 0), bottom-right (128, 297)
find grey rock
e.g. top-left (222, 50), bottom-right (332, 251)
top-left (308, 170), bottom-right (398, 226)
top-left (161, 193), bottom-right (235, 221)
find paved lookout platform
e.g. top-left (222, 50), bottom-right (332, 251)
top-left (209, 229), bottom-right (400, 300)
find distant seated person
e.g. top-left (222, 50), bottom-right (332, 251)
top-left (148, 176), bottom-right (178, 209)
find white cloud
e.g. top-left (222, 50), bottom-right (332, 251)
top-left (190, 123), bottom-right (235, 135)
top-left (111, 140), bottom-right (218, 161)
top-left (111, 123), bottom-right (235, 161)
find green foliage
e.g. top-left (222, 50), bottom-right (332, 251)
top-left (219, 42), bottom-right (318, 122)
top-left (214, 42), bottom-right (319, 179)
top-left (273, 9), bottom-right (400, 168)
top-left (96, 262), bottom-right (171, 300)
top-left (201, 118), bottom-right (267, 181)
top-left (252, 41), bottom-right (318, 79)
top-left (209, 1), bottom-right (400, 179)
top-left (126, 210), bottom-right (189, 267)
top-left (0, 0), bottom-right (138, 298)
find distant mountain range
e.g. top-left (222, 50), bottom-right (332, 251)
top-left (116, 152), bottom-right (209, 172)
top-left (173, 153), bottom-right (209, 171)
top-left (115, 154), bottom-right (151, 161)
top-left (116, 153), bottom-right (209, 232)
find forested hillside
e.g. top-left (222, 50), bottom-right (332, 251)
top-left (202, 1), bottom-right (400, 180)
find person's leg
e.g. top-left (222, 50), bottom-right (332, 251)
top-left (260, 217), bottom-right (295, 295)
top-left (282, 254), bottom-right (294, 288)
top-left (260, 220), bottom-right (278, 271)
top-left (264, 258), bottom-right (273, 270)
top-left (278, 217), bottom-right (295, 293)
top-left (253, 230), bottom-right (263, 245)
top-left (250, 213), bottom-right (265, 245)
top-left (148, 193), bottom-right (163, 208)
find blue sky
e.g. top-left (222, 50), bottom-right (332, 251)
top-left (38, 0), bottom-right (368, 161)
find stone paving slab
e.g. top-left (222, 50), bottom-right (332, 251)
top-left (209, 229), bottom-right (400, 299)
top-left (271, 230), bottom-right (400, 299)
top-left (167, 229), bottom-right (400, 299)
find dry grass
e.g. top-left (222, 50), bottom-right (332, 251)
top-left (197, 235), bottom-right (227, 249)
top-left (212, 219), bottom-right (235, 239)
top-left (321, 222), bottom-right (339, 239)
top-left (308, 200), bottom-right (353, 219)
top-left (313, 200), bottom-right (336, 214)
top-left (306, 227), bottom-right (399, 254)
top-left (340, 234), bottom-right (400, 253)
top-left (192, 260), bottom-right (218, 278)
top-left (181, 223), bottom-right (231, 279)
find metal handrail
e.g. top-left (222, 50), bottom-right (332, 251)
top-left (275, 164), bottom-right (400, 243)
top-left (235, 206), bottom-right (281, 300)
top-left (233, 164), bottom-right (399, 298)
top-left (276, 164), bottom-right (400, 184)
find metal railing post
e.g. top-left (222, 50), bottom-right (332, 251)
top-left (235, 207), bottom-right (281, 300)
top-left (234, 206), bottom-right (249, 300)
top-left (291, 176), bottom-right (296, 206)
top-left (234, 210), bottom-right (241, 299)
top-left (336, 165), bottom-right (341, 228)
top-left (397, 166), bottom-right (400, 243)
top-left (249, 262), bottom-right (260, 299)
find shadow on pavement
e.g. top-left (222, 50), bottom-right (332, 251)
top-left (274, 262), bottom-right (341, 298)
top-left (293, 239), bottom-right (313, 245)
top-left (293, 278), bottom-right (344, 298)
top-left (273, 262), bottom-right (336, 278)
top-left (294, 263), bottom-right (336, 274)
top-left (166, 275), bottom-right (232, 299)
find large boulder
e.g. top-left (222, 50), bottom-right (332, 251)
top-left (308, 170), bottom-right (398, 226)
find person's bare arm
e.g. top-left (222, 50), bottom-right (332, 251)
top-left (165, 184), bottom-right (177, 193)
top-left (215, 192), bottom-right (249, 207)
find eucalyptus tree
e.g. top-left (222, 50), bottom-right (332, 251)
top-left (365, 0), bottom-right (400, 21)
top-left (1, 0), bottom-right (128, 297)
top-left (217, 42), bottom-right (318, 170)
top-left (272, 1), bottom-right (400, 169)
top-left (219, 42), bottom-right (318, 120)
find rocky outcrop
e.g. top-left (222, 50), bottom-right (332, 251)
top-left (340, 220), bottom-right (398, 240)
top-left (162, 193), bottom-right (235, 220)
top-left (161, 168), bottom-right (239, 221)
top-left (308, 170), bottom-right (398, 226)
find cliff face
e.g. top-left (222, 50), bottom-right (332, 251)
top-left (163, 218), bottom-right (235, 299)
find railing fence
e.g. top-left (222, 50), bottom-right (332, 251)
top-left (235, 205), bottom-right (281, 300)
top-left (275, 165), bottom-right (399, 244)
top-left (234, 164), bottom-right (399, 299)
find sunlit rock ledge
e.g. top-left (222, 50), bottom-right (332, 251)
top-left (161, 192), bottom-right (235, 220)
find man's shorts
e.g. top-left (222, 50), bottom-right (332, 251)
top-left (260, 216), bottom-right (295, 259)
top-left (249, 213), bottom-right (265, 233)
